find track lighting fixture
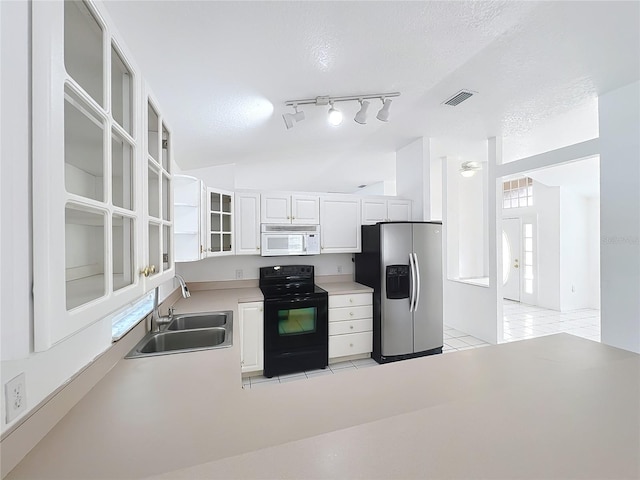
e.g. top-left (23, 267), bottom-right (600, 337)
top-left (354, 99), bottom-right (370, 124)
top-left (459, 161), bottom-right (482, 177)
top-left (282, 91), bottom-right (400, 129)
top-left (282, 104), bottom-right (305, 130)
top-left (327, 102), bottom-right (343, 126)
top-left (376, 98), bottom-right (392, 122)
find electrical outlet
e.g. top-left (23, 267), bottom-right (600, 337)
top-left (337, 265), bottom-right (343, 274)
top-left (5, 373), bottom-right (26, 423)
top-left (235, 269), bottom-right (243, 280)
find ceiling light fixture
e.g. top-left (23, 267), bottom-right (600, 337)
top-left (354, 99), bottom-right (370, 124)
top-left (327, 102), bottom-right (343, 126)
top-left (283, 92), bottom-right (400, 129)
top-left (376, 98), bottom-right (392, 122)
top-left (282, 104), bottom-right (305, 130)
top-left (459, 161), bottom-right (482, 177)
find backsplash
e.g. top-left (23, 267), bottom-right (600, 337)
top-left (175, 254), bottom-right (354, 282)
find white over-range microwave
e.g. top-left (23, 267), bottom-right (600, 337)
top-left (261, 224), bottom-right (321, 256)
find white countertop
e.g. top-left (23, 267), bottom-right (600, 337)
top-left (316, 280), bottom-right (373, 295)
top-left (6, 286), bottom-right (639, 479)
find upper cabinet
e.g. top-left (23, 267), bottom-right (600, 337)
top-left (361, 198), bottom-right (412, 224)
top-left (319, 195), bottom-right (361, 253)
top-left (207, 187), bottom-right (234, 256)
top-left (261, 193), bottom-right (319, 224)
top-left (32, 0), bottom-right (173, 350)
top-left (235, 192), bottom-right (261, 255)
top-left (174, 175), bottom-right (206, 262)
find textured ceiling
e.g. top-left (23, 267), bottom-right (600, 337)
top-left (103, 1), bottom-right (639, 192)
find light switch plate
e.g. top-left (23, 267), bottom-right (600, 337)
top-left (5, 372), bottom-right (27, 423)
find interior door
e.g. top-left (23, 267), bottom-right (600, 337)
top-left (502, 218), bottom-right (521, 301)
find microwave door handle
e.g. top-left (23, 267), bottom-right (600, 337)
top-left (302, 235), bottom-right (307, 252)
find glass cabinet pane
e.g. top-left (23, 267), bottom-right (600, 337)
top-left (222, 214), bottom-right (231, 232)
top-left (64, 0), bottom-right (103, 106)
top-left (211, 213), bottom-right (221, 231)
top-left (161, 123), bottom-right (170, 171)
top-left (162, 174), bottom-right (171, 221)
top-left (112, 214), bottom-right (134, 291)
top-left (211, 233), bottom-right (221, 253)
top-left (147, 103), bottom-right (159, 162)
top-left (148, 223), bottom-right (160, 275)
top-left (148, 166), bottom-right (159, 218)
top-left (65, 205), bottom-right (105, 310)
top-left (111, 44), bottom-right (133, 134)
top-left (223, 234), bottom-right (232, 252)
top-left (211, 192), bottom-right (221, 212)
top-left (65, 86), bottom-right (104, 201)
top-left (163, 225), bottom-right (171, 271)
top-left (222, 194), bottom-right (232, 213)
top-left (112, 130), bottom-right (133, 210)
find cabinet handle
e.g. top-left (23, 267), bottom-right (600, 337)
top-left (349, 298), bottom-right (353, 303)
top-left (287, 215), bottom-right (291, 220)
top-left (140, 266), bottom-right (151, 277)
top-left (292, 216), bottom-right (295, 220)
top-left (350, 325), bottom-right (354, 329)
top-left (349, 343), bottom-right (354, 347)
top-left (349, 312), bottom-right (354, 316)
top-left (257, 246), bottom-right (260, 250)
top-left (150, 265), bottom-right (156, 274)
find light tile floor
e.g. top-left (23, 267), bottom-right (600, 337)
top-left (502, 300), bottom-right (601, 343)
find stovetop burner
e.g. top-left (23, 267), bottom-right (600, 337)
top-left (259, 265), bottom-right (325, 298)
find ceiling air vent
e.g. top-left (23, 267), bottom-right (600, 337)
top-left (443, 90), bottom-right (475, 106)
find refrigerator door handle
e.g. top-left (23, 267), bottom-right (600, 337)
top-left (409, 253), bottom-right (416, 312)
top-left (413, 253), bottom-right (421, 310)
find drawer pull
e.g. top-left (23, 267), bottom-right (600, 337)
top-left (350, 325), bottom-right (354, 329)
top-left (349, 312), bottom-right (354, 316)
top-left (350, 343), bottom-right (354, 347)
top-left (349, 298), bottom-right (353, 303)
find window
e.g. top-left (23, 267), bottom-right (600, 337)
top-left (523, 223), bottom-right (534, 294)
top-left (503, 177), bottom-right (533, 209)
top-left (111, 291), bottom-right (154, 341)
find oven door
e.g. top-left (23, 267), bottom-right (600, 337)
top-left (264, 294), bottom-right (328, 352)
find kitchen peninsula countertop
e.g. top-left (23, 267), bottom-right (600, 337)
top-left (5, 285), bottom-right (639, 479)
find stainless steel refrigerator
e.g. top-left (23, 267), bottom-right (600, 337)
top-left (355, 222), bottom-right (443, 363)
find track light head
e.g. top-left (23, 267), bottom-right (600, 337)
top-left (328, 102), bottom-right (343, 126)
top-left (376, 98), bottom-right (392, 122)
top-left (354, 99), bottom-right (370, 124)
top-left (282, 105), bottom-right (305, 130)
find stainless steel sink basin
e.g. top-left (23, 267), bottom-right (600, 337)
top-left (126, 311), bottom-right (233, 358)
top-left (167, 311), bottom-right (230, 330)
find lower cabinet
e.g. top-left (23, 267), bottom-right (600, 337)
top-left (328, 292), bottom-right (373, 360)
top-left (239, 301), bottom-right (264, 373)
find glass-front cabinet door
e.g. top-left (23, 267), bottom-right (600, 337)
top-left (207, 188), bottom-right (234, 256)
top-left (32, 0), bottom-right (173, 350)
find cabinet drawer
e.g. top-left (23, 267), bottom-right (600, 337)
top-left (329, 318), bottom-right (372, 336)
top-left (329, 305), bottom-right (372, 322)
top-left (329, 293), bottom-right (372, 309)
top-left (329, 331), bottom-right (373, 358)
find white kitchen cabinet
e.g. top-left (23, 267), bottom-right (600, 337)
top-left (319, 195), bottom-right (361, 253)
top-left (328, 292), bottom-right (373, 360)
top-left (32, 0), bottom-right (173, 350)
top-left (361, 198), bottom-right (412, 224)
top-left (261, 193), bottom-right (319, 224)
top-left (239, 302), bottom-right (264, 373)
top-left (174, 175), bottom-right (206, 262)
top-left (235, 192), bottom-right (261, 255)
top-left (206, 188), bottom-right (234, 256)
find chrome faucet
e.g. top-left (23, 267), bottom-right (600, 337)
top-left (176, 274), bottom-right (191, 298)
top-left (149, 287), bottom-right (166, 332)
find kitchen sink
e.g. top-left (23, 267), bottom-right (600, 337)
top-left (167, 311), bottom-right (230, 330)
top-left (126, 311), bottom-right (233, 358)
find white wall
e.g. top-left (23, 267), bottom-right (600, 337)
top-left (457, 169), bottom-right (486, 278)
top-left (177, 253), bottom-right (353, 283)
top-left (559, 188), bottom-right (591, 311)
top-left (598, 81), bottom-right (640, 353)
top-left (587, 197), bottom-right (601, 309)
top-left (396, 137), bottom-right (430, 221)
top-left (534, 183), bottom-right (561, 310)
